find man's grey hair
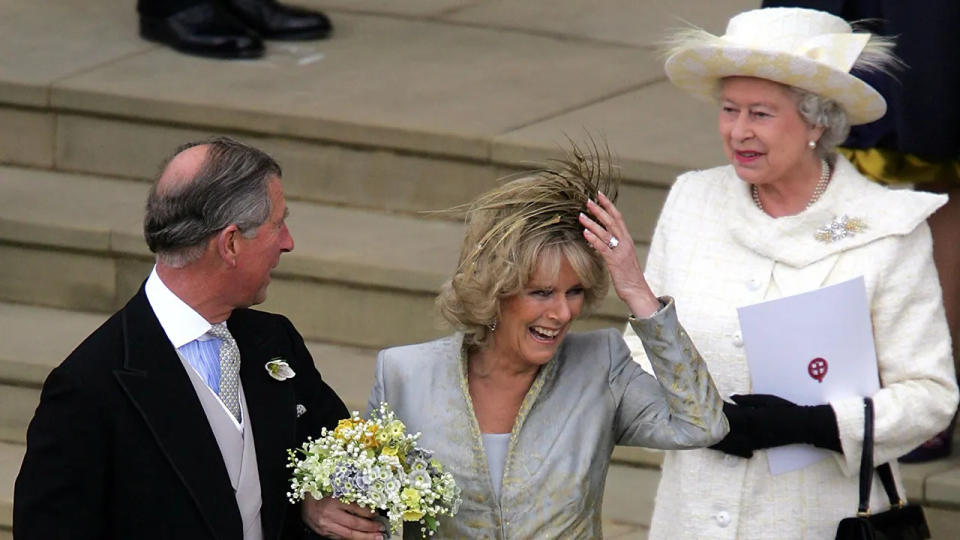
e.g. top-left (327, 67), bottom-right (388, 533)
top-left (144, 136), bottom-right (282, 267)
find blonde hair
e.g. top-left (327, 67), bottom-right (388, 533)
top-left (436, 143), bottom-right (620, 349)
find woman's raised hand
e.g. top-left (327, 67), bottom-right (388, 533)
top-left (579, 192), bottom-right (661, 318)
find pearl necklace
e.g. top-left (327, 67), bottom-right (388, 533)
top-left (752, 159), bottom-right (831, 213)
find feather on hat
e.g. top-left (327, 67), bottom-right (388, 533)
top-left (663, 7), bottom-right (898, 125)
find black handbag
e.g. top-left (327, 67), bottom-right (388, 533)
top-left (835, 397), bottom-right (931, 540)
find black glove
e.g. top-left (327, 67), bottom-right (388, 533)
top-left (710, 394), bottom-right (841, 458)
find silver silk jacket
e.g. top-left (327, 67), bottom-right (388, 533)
top-left (625, 156), bottom-right (959, 539)
top-left (366, 299), bottom-right (727, 538)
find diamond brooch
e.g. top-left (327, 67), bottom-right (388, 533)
top-left (815, 215), bottom-right (867, 243)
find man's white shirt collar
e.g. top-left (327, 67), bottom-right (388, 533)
top-left (144, 266), bottom-right (245, 431)
top-left (144, 266), bottom-right (214, 347)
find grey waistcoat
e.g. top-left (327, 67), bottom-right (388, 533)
top-left (180, 355), bottom-right (264, 540)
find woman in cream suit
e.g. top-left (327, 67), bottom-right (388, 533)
top-left (367, 148), bottom-right (728, 538)
top-left (624, 7), bottom-right (960, 539)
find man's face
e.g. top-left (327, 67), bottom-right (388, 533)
top-left (233, 177), bottom-right (293, 307)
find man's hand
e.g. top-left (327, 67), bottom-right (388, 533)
top-left (302, 495), bottom-right (386, 540)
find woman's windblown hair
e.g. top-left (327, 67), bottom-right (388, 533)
top-left (437, 141), bottom-right (621, 349)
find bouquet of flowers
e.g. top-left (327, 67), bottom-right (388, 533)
top-left (287, 403), bottom-right (462, 537)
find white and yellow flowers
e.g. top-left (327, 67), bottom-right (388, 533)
top-left (287, 403), bottom-right (461, 536)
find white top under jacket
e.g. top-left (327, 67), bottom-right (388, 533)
top-left (625, 155), bottom-right (959, 539)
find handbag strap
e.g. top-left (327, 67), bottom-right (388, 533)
top-left (857, 397), bottom-right (905, 516)
top-left (878, 463), bottom-right (904, 508)
top-left (857, 398), bottom-right (875, 515)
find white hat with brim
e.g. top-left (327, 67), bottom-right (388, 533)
top-left (664, 8), bottom-right (886, 125)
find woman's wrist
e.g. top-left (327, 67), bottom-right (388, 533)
top-left (625, 293), bottom-right (661, 319)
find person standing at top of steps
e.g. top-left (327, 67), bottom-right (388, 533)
top-left (137, 0), bottom-right (334, 59)
top-left (14, 137), bottom-right (386, 540)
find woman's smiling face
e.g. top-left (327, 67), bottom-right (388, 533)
top-left (718, 76), bottom-right (823, 187)
top-left (493, 253), bottom-right (586, 370)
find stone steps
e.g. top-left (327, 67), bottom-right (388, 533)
top-left (0, 300), bottom-right (662, 461)
top-left (2, 0), bottom-right (959, 535)
top-left (4, 434), bottom-right (959, 538)
top-left (0, 300), bottom-right (655, 535)
top-left (0, 301), bottom-right (378, 444)
top-left (0, 165), bottom-right (639, 352)
top-left (0, 441), bottom-right (659, 538)
top-left (3, 301), bottom-right (959, 535)
top-left (0, 2), bottom-right (735, 248)
top-left (0, 441), bottom-right (628, 537)
top-left (1, 441), bottom-right (23, 536)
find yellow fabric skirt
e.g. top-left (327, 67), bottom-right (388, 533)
top-left (839, 147), bottom-right (960, 186)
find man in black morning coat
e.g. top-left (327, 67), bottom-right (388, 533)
top-left (14, 137), bottom-right (385, 539)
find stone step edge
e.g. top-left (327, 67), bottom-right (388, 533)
top-left (1, 442), bottom-right (24, 529)
top-left (0, 236), bottom-right (629, 322)
top-left (608, 445), bottom-right (960, 511)
top-left (0, 346), bottom-right (374, 402)
top-left (1, 98), bottom-right (683, 188)
top-left (0, 301), bottom-right (376, 397)
top-left (0, 206), bottom-right (449, 298)
top-left (0, 165), bottom-right (631, 318)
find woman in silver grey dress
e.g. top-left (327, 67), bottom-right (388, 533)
top-left (363, 148), bottom-right (727, 538)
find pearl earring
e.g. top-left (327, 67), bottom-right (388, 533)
top-left (808, 140), bottom-right (817, 149)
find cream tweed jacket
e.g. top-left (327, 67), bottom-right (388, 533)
top-left (625, 156), bottom-right (959, 539)
top-left (368, 300), bottom-right (727, 539)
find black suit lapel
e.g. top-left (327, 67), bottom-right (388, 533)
top-left (113, 288), bottom-right (242, 540)
top-left (231, 312), bottom-right (297, 540)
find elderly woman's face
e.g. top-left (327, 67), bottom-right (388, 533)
top-left (494, 254), bottom-right (585, 369)
top-left (718, 77), bottom-right (823, 187)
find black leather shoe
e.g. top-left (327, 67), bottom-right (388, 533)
top-left (140, 3), bottom-right (264, 59)
top-left (225, 0), bottom-right (333, 40)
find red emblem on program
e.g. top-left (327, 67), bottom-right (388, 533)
top-left (808, 357), bottom-right (828, 383)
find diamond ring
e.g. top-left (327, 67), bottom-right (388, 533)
top-left (608, 236), bottom-right (620, 249)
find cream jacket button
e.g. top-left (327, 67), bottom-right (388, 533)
top-left (732, 332), bottom-right (743, 347)
top-left (724, 454), bottom-right (739, 467)
top-left (716, 510), bottom-right (731, 527)
top-left (747, 277), bottom-right (762, 291)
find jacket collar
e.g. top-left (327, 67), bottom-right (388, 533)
top-left (113, 287), bottom-right (295, 540)
top-left (726, 155), bottom-right (947, 268)
top-left (451, 333), bottom-right (562, 502)
top-left (114, 287), bottom-right (242, 540)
